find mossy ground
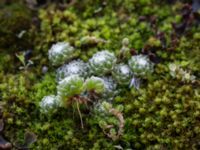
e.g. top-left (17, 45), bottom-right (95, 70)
top-left (0, 0), bottom-right (200, 149)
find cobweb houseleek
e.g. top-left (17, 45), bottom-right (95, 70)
top-left (48, 42), bottom-right (77, 66)
top-left (57, 75), bottom-right (106, 128)
top-left (89, 50), bottom-right (117, 76)
top-left (57, 75), bottom-right (85, 128)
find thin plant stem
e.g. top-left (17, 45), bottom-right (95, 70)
top-left (76, 100), bottom-right (84, 129)
top-left (72, 104), bottom-right (75, 120)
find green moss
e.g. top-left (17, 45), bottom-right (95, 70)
top-left (0, 2), bottom-right (34, 51)
top-left (123, 76), bottom-right (200, 149)
top-left (31, 73), bottom-right (57, 103)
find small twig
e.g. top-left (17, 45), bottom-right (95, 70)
top-left (109, 108), bottom-right (124, 140)
top-left (102, 107), bottom-right (125, 141)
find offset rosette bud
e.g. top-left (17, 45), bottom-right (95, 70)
top-left (168, 63), bottom-right (196, 83)
top-left (56, 60), bottom-right (89, 81)
top-left (119, 38), bottom-right (130, 60)
top-left (85, 76), bottom-right (105, 94)
top-left (128, 55), bottom-right (153, 77)
top-left (57, 75), bottom-right (84, 106)
top-left (40, 95), bottom-right (59, 112)
top-left (112, 64), bottom-right (132, 86)
top-left (89, 50), bottom-right (117, 76)
top-left (48, 42), bottom-right (76, 66)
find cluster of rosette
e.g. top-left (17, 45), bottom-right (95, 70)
top-left (40, 41), bottom-right (154, 140)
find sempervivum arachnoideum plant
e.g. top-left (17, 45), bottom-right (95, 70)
top-left (57, 75), bottom-right (106, 106)
top-left (48, 42), bottom-right (77, 66)
top-left (101, 76), bottom-right (118, 100)
top-left (57, 75), bottom-right (85, 105)
top-left (57, 75), bottom-right (86, 129)
top-left (85, 76), bottom-right (105, 95)
top-left (128, 54), bottom-right (154, 77)
top-left (56, 59), bottom-right (89, 81)
top-left (85, 76), bottom-right (117, 101)
top-left (112, 63), bottom-right (133, 86)
top-left (89, 50), bottom-right (117, 76)
top-left (56, 75), bottom-right (106, 128)
top-left (40, 95), bottom-right (60, 113)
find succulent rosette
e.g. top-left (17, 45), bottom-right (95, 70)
top-left (40, 95), bottom-right (60, 112)
top-left (128, 54), bottom-right (154, 77)
top-left (56, 60), bottom-right (89, 81)
top-left (112, 63), bottom-right (133, 86)
top-left (89, 50), bottom-right (117, 76)
top-left (57, 75), bottom-right (84, 106)
top-left (100, 76), bottom-right (118, 100)
top-left (85, 76), bottom-right (105, 94)
top-left (48, 42), bottom-right (76, 66)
